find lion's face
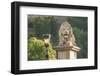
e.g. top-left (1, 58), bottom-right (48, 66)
top-left (60, 26), bottom-right (70, 40)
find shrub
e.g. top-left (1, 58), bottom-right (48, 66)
top-left (28, 37), bottom-right (56, 60)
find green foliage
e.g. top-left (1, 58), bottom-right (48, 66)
top-left (28, 16), bottom-right (52, 37)
top-left (28, 37), bottom-right (45, 60)
top-left (28, 16), bottom-right (88, 59)
top-left (28, 37), bottom-right (56, 60)
top-left (28, 16), bottom-right (59, 46)
top-left (28, 32), bottom-right (35, 39)
top-left (73, 27), bottom-right (88, 58)
top-left (48, 43), bottom-right (56, 60)
top-left (67, 17), bottom-right (88, 31)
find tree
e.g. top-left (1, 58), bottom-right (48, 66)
top-left (28, 16), bottom-right (59, 46)
top-left (73, 27), bottom-right (88, 58)
top-left (28, 37), bottom-right (56, 60)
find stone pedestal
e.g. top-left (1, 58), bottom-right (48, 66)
top-left (54, 46), bottom-right (80, 59)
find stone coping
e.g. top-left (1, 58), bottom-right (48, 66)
top-left (53, 46), bottom-right (80, 52)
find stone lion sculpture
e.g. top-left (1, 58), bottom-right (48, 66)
top-left (59, 22), bottom-right (76, 47)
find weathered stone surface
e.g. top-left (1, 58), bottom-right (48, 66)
top-left (59, 21), bottom-right (76, 47)
top-left (55, 21), bottom-right (80, 59)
